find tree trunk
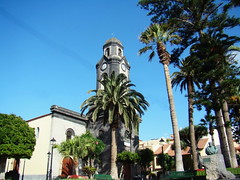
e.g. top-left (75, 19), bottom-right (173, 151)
top-left (210, 80), bottom-right (231, 167)
top-left (222, 100), bottom-right (238, 168)
top-left (110, 126), bottom-right (118, 179)
top-left (187, 79), bottom-right (198, 170)
top-left (163, 63), bottom-right (184, 171)
top-left (214, 106), bottom-right (231, 167)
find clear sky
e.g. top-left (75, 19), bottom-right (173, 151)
top-left (0, 0), bottom-right (239, 141)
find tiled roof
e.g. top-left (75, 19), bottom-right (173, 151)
top-left (235, 146), bottom-right (240, 152)
top-left (154, 144), bottom-right (171, 155)
top-left (154, 144), bottom-right (191, 156)
top-left (197, 138), bottom-right (209, 149)
top-left (167, 146), bottom-right (191, 156)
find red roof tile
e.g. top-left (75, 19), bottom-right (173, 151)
top-left (197, 138), bottom-right (208, 149)
top-left (154, 144), bottom-right (171, 155)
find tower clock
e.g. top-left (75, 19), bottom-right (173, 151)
top-left (96, 38), bottom-right (130, 89)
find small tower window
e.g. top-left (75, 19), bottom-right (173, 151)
top-left (66, 128), bottom-right (75, 140)
top-left (35, 127), bottom-right (40, 138)
top-left (105, 48), bottom-right (110, 56)
top-left (118, 48), bottom-right (122, 56)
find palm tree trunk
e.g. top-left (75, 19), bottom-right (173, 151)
top-left (222, 100), bottom-right (238, 168)
top-left (187, 79), bottom-right (198, 170)
top-left (110, 126), bottom-right (118, 179)
top-left (163, 63), bottom-right (184, 171)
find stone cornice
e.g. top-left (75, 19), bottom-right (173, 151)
top-left (50, 105), bottom-right (87, 121)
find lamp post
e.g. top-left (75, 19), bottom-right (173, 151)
top-left (159, 138), bottom-right (165, 175)
top-left (49, 137), bottom-right (56, 180)
top-left (46, 152), bottom-right (51, 180)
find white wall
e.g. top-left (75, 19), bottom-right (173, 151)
top-left (51, 116), bottom-right (86, 177)
top-left (25, 114), bottom-right (52, 175)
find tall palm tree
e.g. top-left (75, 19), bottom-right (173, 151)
top-left (139, 23), bottom-right (184, 171)
top-left (172, 57), bottom-right (200, 170)
top-left (81, 72), bottom-right (149, 179)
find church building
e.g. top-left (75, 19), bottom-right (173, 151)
top-left (3, 38), bottom-right (139, 180)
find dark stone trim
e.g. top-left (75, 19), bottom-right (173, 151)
top-left (50, 105), bottom-right (87, 121)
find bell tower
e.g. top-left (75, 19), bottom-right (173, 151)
top-left (92, 38), bottom-right (138, 175)
top-left (96, 38), bottom-right (130, 89)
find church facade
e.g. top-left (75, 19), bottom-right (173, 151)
top-left (3, 38), bottom-right (139, 180)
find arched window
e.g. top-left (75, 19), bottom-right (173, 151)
top-left (66, 128), bottom-right (75, 140)
top-left (35, 127), bottom-right (40, 138)
top-left (105, 48), bottom-right (110, 56)
top-left (118, 48), bottom-right (122, 56)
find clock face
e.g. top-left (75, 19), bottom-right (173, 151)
top-left (121, 63), bottom-right (126, 71)
top-left (101, 63), bottom-right (107, 71)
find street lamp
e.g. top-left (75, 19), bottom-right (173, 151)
top-left (159, 138), bottom-right (165, 175)
top-left (46, 152), bottom-right (51, 180)
top-left (49, 137), bottom-right (56, 180)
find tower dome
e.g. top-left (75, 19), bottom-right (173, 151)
top-left (103, 37), bottom-right (124, 58)
top-left (97, 38), bottom-right (130, 89)
top-left (104, 38), bottom-right (123, 46)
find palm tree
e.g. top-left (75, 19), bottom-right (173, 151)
top-left (57, 138), bottom-right (76, 158)
top-left (172, 57), bottom-right (200, 170)
top-left (139, 23), bottom-right (184, 171)
top-left (73, 131), bottom-right (105, 167)
top-left (80, 72), bottom-right (149, 179)
top-left (56, 132), bottom-right (105, 175)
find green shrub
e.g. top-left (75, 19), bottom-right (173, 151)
top-left (82, 166), bottom-right (96, 178)
top-left (117, 151), bottom-right (140, 164)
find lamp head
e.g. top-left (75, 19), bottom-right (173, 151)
top-left (50, 137), bottom-right (56, 145)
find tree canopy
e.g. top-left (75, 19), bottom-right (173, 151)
top-left (0, 113), bottom-right (36, 159)
top-left (179, 125), bottom-right (208, 146)
top-left (138, 0), bottom-right (239, 64)
top-left (137, 148), bottom-right (154, 170)
top-left (81, 72), bottom-right (149, 131)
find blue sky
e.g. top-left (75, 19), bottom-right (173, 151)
top-left (0, 0), bottom-right (239, 141)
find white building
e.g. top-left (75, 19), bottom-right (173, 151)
top-left (5, 105), bottom-right (87, 180)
